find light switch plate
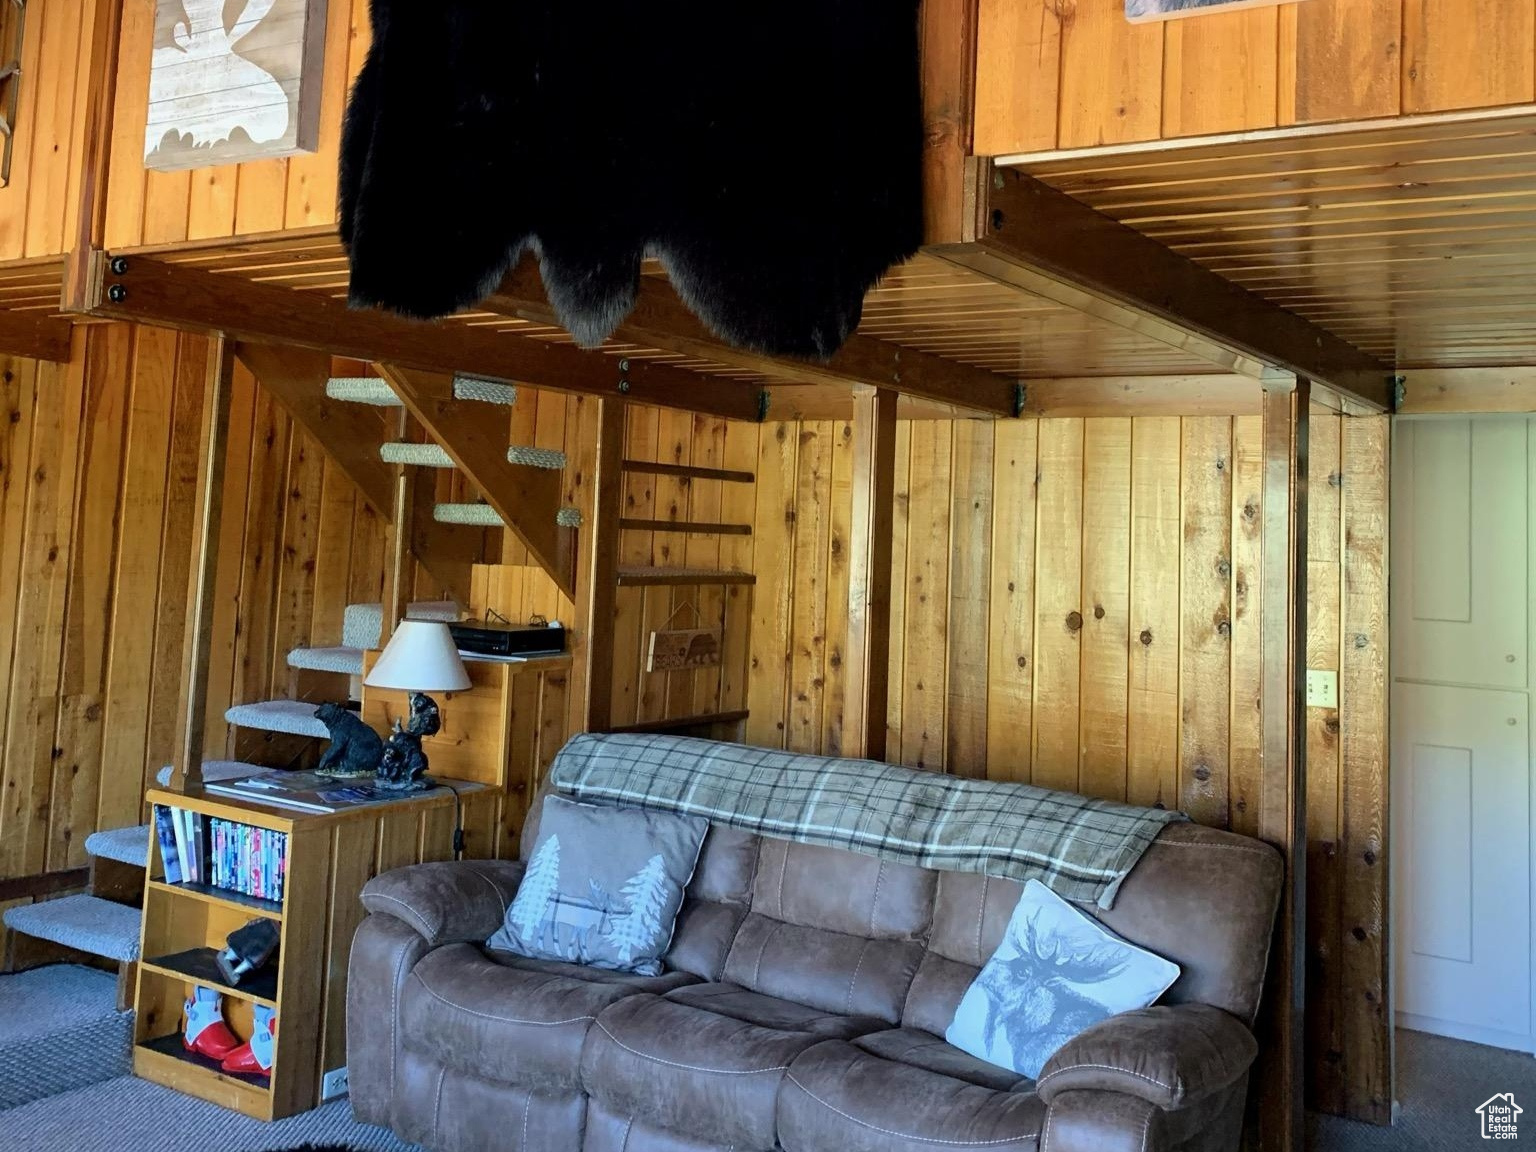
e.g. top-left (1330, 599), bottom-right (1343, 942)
top-left (1306, 669), bottom-right (1338, 709)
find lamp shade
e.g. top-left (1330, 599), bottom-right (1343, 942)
top-left (365, 621), bottom-right (472, 692)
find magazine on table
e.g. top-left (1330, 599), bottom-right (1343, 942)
top-left (206, 770), bottom-right (437, 814)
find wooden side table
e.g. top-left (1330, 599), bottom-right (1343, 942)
top-left (133, 783), bottom-right (481, 1120)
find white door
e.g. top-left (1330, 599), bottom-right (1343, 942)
top-left (1392, 417), bottom-right (1535, 1053)
top-left (1393, 682), bottom-right (1532, 1051)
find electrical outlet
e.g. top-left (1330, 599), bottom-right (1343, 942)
top-left (1306, 669), bottom-right (1338, 709)
top-left (322, 1067), bottom-right (349, 1102)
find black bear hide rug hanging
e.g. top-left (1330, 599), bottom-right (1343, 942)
top-left (338, 0), bottom-right (924, 360)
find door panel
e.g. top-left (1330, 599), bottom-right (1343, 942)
top-left (1393, 681), bottom-right (1531, 1046)
top-left (1392, 420), bottom-right (1527, 690)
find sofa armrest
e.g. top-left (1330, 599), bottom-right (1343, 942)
top-left (1035, 1004), bottom-right (1256, 1112)
top-left (360, 858), bottom-right (525, 947)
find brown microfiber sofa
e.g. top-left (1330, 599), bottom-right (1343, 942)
top-left (347, 748), bottom-right (1282, 1152)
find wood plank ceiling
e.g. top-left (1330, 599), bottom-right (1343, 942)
top-left (1009, 108), bottom-right (1536, 371)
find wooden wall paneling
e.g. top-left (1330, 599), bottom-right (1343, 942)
top-left (311, 461), bottom-right (359, 648)
top-left (102, 0), bottom-right (153, 249)
top-left (717, 423), bottom-right (759, 718)
top-left (945, 421), bottom-right (992, 776)
top-left (147, 335), bottom-right (211, 790)
top-left (19, 0), bottom-right (85, 258)
top-left (203, 361), bottom-right (259, 758)
top-left (1229, 415), bottom-right (1265, 837)
top-left (919, 0), bottom-right (979, 243)
top-left (284, 0), bottom-right (358, 228)
top-left (1126, 417), bottom-right (1180, 810)
top-left (885, 421), bottom-right (913, 758)
top-left (1338, 416), bottom-right (1391, 1124)
top-left (1178, 418), bottom-right (1234, 827)
top-left (641, 408), bottom-right (691, 722)
top-left (611, 407), bottom-right (658, 727)
top-left (270, 430), bottom-right (324, 672)
top-left (1402, 0), bottom-right (1535, 114)
top-left (1057, 1), bottom-right (1163, 148)
top-left (229, 388), bottom-right (290, 717)
top-left (0, 343), bottom-right (84, 877)
top-left (534, 389), bottom-right (575, 626)
top-left (583, 398), bottom-right (626, 734)
top-left (745, 424), bottom-right (799, 750)
top-left (984, 419), bottom-right (1037, 784)
top-left (899, 420), bottom-right (952, 770)
top-left (1030, 419), bottom-right (1083, 791)
top-left (1281, 0), bottom-right (1402, 125)
top-left (96, 328), bottom-right (178, 831)
top-left (48, 327), bottom-right (131, 869)
top-left (1077, 419), bottom-right (1131, 801)
top-left (821, 420), bottom-right (855, 755)
top-left (1304, 413), bottom-right (1345, 1116)
top-left (168, 338), bottom-right (235, 792)
top-left (844, 393), bottom-right (897, 762)
top-left (500, 391), bottom-right (538, 566)
top-left (1162, 8), bottom-right (1280, 139)
top-left (1255, 380), bottom-right (1309, 1152)
top-left (973, 0), bottom-right (1062, 156)
top-left (561, 393), bottom-right (600, 739)
top-left (787, 423), bottom-right (833, 755)
top-left (0, 0), bottom-right (46, 258)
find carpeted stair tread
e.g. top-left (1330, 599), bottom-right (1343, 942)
top-left (342, 599), bottom-right (460, 650)
top-left (154, 760), bottom-right (263, 788)
top-left (287, 645), bottom-right (366, 675)
top-left (83, 825), bottom-right (150, 869)
top-left (325, 377), bottom-right (402, 407)
top-left (434, 502), bottom-right (504, 526)
top-left (225, 700), bottom-right (330, 738)
top-left (0, 965), bottom-right (132, 1110)
top-left (379, 442), bottom-right (453, 468)
top-left (2, 896), bottom-right (142, 962)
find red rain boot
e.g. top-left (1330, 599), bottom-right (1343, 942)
top-left (221, 1006), bottom-right (276, 1077)
top-left (183, 986), bottom-right (240, 1061)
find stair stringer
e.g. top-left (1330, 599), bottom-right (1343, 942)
top-left (377, 364), bottom-right (577, 596)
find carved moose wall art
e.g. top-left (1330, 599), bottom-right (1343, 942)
top-left (144, 0), bottom-right (328, 171)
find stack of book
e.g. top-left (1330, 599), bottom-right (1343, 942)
top-left (154, 805), bottom-right (289, 903)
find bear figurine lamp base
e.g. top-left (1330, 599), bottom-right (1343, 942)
top-left (364, 621), bottom-right (471, 793)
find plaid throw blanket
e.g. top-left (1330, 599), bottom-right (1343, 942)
top-left (549, 733), bottom-right (1187, 909)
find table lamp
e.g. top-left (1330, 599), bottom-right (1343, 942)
top-left (364, 621), bottom-right (472, 792)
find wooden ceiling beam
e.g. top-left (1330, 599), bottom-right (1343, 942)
top-left (64, 251), bottom-right (767, 423)
top-left (0, 309), bottom-right (73, 363)
top-left (1396, 366), bottom-right (1536, 413)
top-left (485, 261), bottom-right (1019, 417)
top-left (376, 364), bottom-right (577, 597)
top-left (932, 163), bottom-right (1395, 412)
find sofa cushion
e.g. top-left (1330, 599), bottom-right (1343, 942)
top-left (490, 795), bottom-right (708, 975)
top-left (854, 1028), bottom-right (1029, 1092)
top-left (723, 912), bottom-right (926, 1024)
top-left (399, 943), bottom-right (694, 1091)
top-left (778, 1038), bottom-right (1044, 1152)
top-left (946, 879), bottom-right (1179, 1079)
top-left (580, 988), bottom-right (882, 1149)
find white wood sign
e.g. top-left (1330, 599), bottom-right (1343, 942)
top-left (1127, 0), bottom-right (1310, 22)
top-left (144, 0), bottom-right (327, 171)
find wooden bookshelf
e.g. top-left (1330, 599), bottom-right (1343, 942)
top-left (133, 784), bottom-right (483, 1120)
